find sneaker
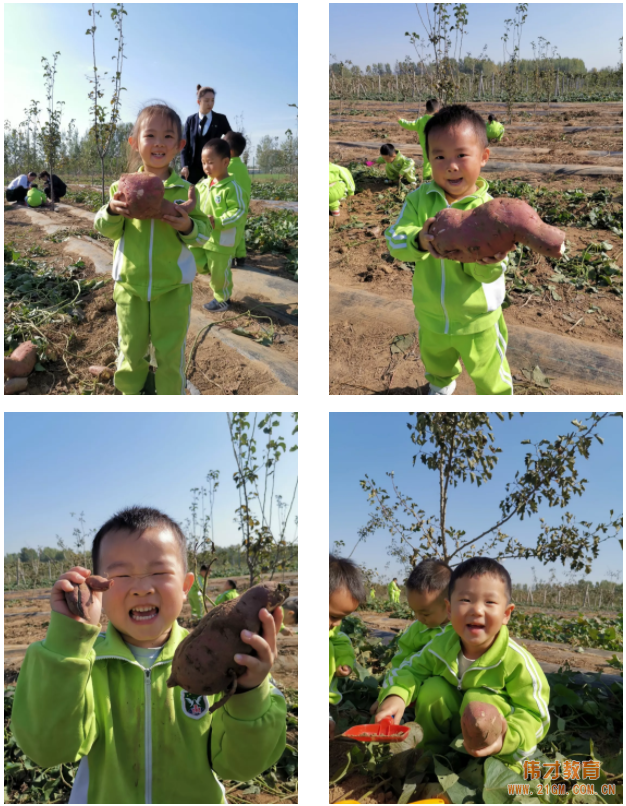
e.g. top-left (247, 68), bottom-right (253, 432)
top-left (235, 257), bottom-right (246, 266)
top-left (330, 209), bottom-right (340, 217)
top-left (428, 380), bottom-right (457, 395)
top-left (204, 299), bottom-right (229, 312)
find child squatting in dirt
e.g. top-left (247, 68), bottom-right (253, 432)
top-left (329, 554), bottom-right (366, 740)
top-left (12, 506), bottom-right (286, 804)
top-left (376, 557), bottom-right (550, 774)
top-left (384, 104), bottom-right (515, 395)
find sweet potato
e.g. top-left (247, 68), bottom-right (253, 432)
top-left (117, 173), bottom-right (196, 220)
top-left (64, 575), bottom-right (113, 619)
top-left (4, 341), bottom-right (37, 379)
top-left (4, 377), bottom-right (28, 394)
top-left (429, 197), bottom-right (566, 262)
top-left (167, 582), bottom-right (290, 710)
top-left (461, 701), bottom-right (502, 751)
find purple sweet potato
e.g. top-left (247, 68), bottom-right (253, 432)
top-left (167, 582), bottom-right (290, 711)
top-left (429, 197), bottom-right (566, 262)
top-left (461, 701), bottom-right (502, 751)
top-left (4, 341), bottom-right (37, 379)
top-left (117, 173), bottom-right (196, 220)
top-left (64, 575), bottom-right (113, 619)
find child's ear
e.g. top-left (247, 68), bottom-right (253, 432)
top-left (179, 139), bottom-right (186, 150)
top-left (128, 136), bottom-right (137, 150)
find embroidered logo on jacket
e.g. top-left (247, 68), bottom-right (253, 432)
top-left (215, 195), bottom-right (222, 203)
top-left (180, 690), bottom-right (210, 719)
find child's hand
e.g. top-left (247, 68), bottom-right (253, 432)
top-left (108, 191), bottom-right (132, 218)
top-left (369, 700), bottom-right (380, 716)
top-left (180, 166), bottom-right (190, 180)
top-left (474, 250), bottom-right (509, 265)
top-left (235, 605), bottom-right (283, 692)
top-left (375, 695), bottom-right (406, 725)
top-left (464, 713), bottom-right (508, 758)
top-left (51, 566), bottom-right (110, 626)
top-left (335, 665), bottom-right (352, 677)
top-left (418, 217), bottom-right (445, 258)
top-left (162, 185), bottom-right (195, 236)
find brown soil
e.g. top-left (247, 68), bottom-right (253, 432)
top-left (329, 101), bottom-right (623, 395)
top-left (5, 195), bottom-right (297, 395)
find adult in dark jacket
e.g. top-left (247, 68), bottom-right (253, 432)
top-left (39, 171), bottom-right (67, 201)
top-left (180, 85), bottom-right (232, 185)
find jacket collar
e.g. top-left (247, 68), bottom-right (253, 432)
top-left (95, 618), bottom-right (187, 664)
top-left (426, 175), bottom-right (489, 206)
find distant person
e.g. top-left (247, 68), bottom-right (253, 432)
top-left (180, 85), bottom-right (232, 185)
top-left (214, 579), bottom-right (239, 605)
top-left (6, 172), bottom-right (37, 204)
top-left (398, 98), bottom-right (441, 182)
top-left (281, 596), bottom-right (298, 636)
top-left (374, 143), bottom-right (417, 186)
top-left (387, 577), bottom-right (401, 604)
top-left (369, 586), bottom-right (376, 602)
top-left (26, 184), bottom-right (48, 208)
top-left (224, 131), bottom-right (252, 266)
top-left (329, 161), bottom-right (355, 217)
top-left (486, 114), bottom-right (505, 144)
top-left (39, 171), bottom-right (67, 201)
top-left (188, 564), bottom-right (210, 618)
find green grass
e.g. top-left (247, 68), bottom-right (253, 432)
top-left (251, 173), bottom-right (293, 183)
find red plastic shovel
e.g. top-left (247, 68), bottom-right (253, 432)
top-left (341, 716), bottom-right (410, 743)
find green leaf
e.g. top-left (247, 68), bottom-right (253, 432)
top-left (551, 289), bottom-right (562, 301)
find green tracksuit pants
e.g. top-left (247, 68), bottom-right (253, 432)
top-left (329, 182), bottom-right (349, 212)
top-left (419, 313), bottom-right (513, 395)
top-left (113, 283), bottom-right (192, 395)
top-left (413, 676), bottom-right (522, 773)
top-left (206, 252), bottom-right (233, 303)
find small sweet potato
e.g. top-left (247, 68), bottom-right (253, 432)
top-left (429, 197), bottom-right (566, 262)
top-left (64, 575), bottom-right (113, 618)
top-left (167, 582), bottom-right (290, 710)
top-left (117, 173), bottom-right (196, 220)
top-left (4, 377), bottom-right (28, 394)
top-left (461, 701), bottom-right (502, 751)
top-left (4, 341), bottom-right (37, 379)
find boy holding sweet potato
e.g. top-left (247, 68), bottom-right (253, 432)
top-left (375, 557), bottom-right (550, 773)
top-left (12, 506), bottom-right (286, 804)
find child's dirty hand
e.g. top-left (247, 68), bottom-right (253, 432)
top-left (369, 700), bottom-right (380, 716)
top-left (162, 186), bottom-right (195, 235)
top-left (418, 218), bottom-right (445, 259)
top-left (51, 566), bottom-right (112, 625)
top-left (464, 713), bottom-right (508, 758)
top-left (234, 606), bottom-right (283, 692)
top-left (109, 192), bottom-right (132, 218)
top-left (335, 665), bottom-right (352, 677)
top-left (375, 695), bottom-right (406, 725)
top-left (474, 250), bottom-right (509, 265)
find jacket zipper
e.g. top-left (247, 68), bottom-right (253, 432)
top-left (440, 261), bottom-right (449, 334)
top-left (147, 220), bottom-right (154, 301)
top-left (144, 668), bottom-right (152, 803)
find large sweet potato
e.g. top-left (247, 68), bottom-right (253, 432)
top-left (461, 701), bottom-right (502, 751)
top-left (429, 197), bottom-right (566, 262)
top-left (64, 575), bottom-right (113, 619)
top-left (167, 582), bottom-right (290, 710)
top-left (4, 341), bottom-right (37, 379)
top-left (117, 173), bottom-right (196, 220)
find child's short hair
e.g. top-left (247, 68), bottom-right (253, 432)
top-left (202, 138), bottom-right (230, 160)
top-left (227, 579), bottom-right (237, 590)
top-left (29, 184), bottom-right (38, 189)
top-left (223, 131), bottom-right (247, 157)
top-left (283, 596), bottom-right (298, 624)
top-left (423, 104), bottom-right (488, 159)
top-left (128, 103), bottom-right (183, 172)
top-left (425, 98), bottom-right (441, 114)
top-left (407, 558), bottom-right (451, 597)
top-left (329, 554), bottom-right (366, 603)
top-left (28, 171), bottom-right (37, 179)
top-left (197, 84), bottom-right (216, 100)
top-left (92, 506), bottom-right (187, 575)
top-left (200, 564), bottom-right (208, 572)
top-left (380, 143), bottom-right (396, 156)
top-left (488, 114), bottom-right (498, 123)
top-left (448, 557), bottom-right (511, 603)
top-left (38, 171), bottom-right (50, 179)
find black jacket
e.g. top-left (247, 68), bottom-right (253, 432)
top-left (180, 112), bottom-right (232, 184)
top-left (42, 174), bottom-right (67, 199)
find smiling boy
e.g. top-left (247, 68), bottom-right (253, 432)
top-left (384, 104), bottom-right (514, 395)
top-left (12, 506), bottom-right (286, 803)
top-left (376, 557), bottom-right (550, 771)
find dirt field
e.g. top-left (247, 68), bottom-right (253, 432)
top-left (5, 190), bottom-right (297, 395)
top-left (329, 101), bottom-right (623, 395)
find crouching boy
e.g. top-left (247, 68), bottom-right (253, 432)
top-left (12, 506), bottom-right (286, 803)
top-left (376, 557), bottom-right (550, 773)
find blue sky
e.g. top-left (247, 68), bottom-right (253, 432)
top-left (4, 413), bottom-right (298, 556)
top-left (4, 3), bottom-right (298, 150)
top-left (330, 3), bottom-right (623, 72)
top-left (329, 413), bottom-right (623, 586)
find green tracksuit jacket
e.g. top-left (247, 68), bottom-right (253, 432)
top-left (376, 151), bottom-right (416, 183)
top-left (214, 589), bottom-right (239, 606)
top-left (386, 621), bottom-right (453, 674)
top-left (12, 612), bottom-right (286, 804)
top-left (188, 576), bottom-right (206, 618)
top-left (26, 187), bottom-right (46, 207)
top-left (385, 176), bottom-right (510, 336)
top-left (486, 120), bottom-right (505, 142)
top-left (398, 114), bottom-right (433, 178)
top-left (379, 624), bottom-right (550, 764)
top-left (194, 175), bottom-right (247, 256)
top-left (329, 162), bottom-right (355, 209)
top-left (94, 167), bottom-right (210, 300)
top-left (329, 624), bottom-right (355, 705)
top-left (227, 157), bottom-right (252, 208)
top-left (387, 581), bottom-right (401, 602)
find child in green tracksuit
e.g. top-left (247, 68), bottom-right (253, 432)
top-left (387, 577), bottom-right (401, 603)
top-left (94, 103), bottom-right (210, 395)
top-left (329, 554), bottom-right (366, 739)
top-left (12, 506), bottom-right (286, 804)
top-left (486, 114), bottom-right (505, 143)
top-left (194, 138), bottom-right (246, 312)
top-left (385, 104), bottom-right (514, 395)
top-left (376, 557), bottom-right (550, 774)
top-left (398, 97), bottom-right (441, 181)
top-left (188, 564), bottom-right (212, 618)
top-left (225, 131), bottom-right (252, 266)
top-left (375, 143), bottom-right (417, 185)
top-left (26, 184), bottom-right (47, 208)
top-left (329, 161), bottom-right (355, 216)
top-left (214, 579), bottom-right (239, 605)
